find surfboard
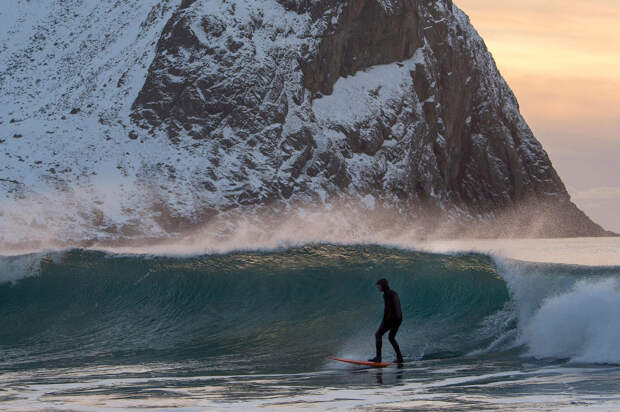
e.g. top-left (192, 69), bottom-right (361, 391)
top-left (328, 356), bottom-right (395, 368)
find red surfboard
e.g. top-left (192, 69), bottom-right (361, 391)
top-left (328, 356), bottom-right (395, 368)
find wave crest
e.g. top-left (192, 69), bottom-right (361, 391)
top-left (521, 278), bottom-right (620, 364)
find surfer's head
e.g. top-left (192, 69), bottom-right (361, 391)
top-left (376, 278), bottom-right (389, 292)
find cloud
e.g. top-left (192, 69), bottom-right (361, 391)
top-left (569, 186), bottom-right (620, 233)
top-left (571, 186), bottom-right (620, 202)
top-left (506, 75), bottom-right (620, 132)
top-left (459, 0), bottom-right (620, 81)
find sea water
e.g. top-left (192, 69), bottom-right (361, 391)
top-left (1, 238), bottom-right (619, 411)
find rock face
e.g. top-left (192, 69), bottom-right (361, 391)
top-left (0, 0), bottom-right (611, 246)
top-left (130, 0), bottom-right (608, 236)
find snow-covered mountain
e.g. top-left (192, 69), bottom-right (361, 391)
top-left (0, 0), bottom-right (611, 249)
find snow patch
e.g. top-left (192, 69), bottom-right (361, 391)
top-left (312, 48), bottom-right (425, 126)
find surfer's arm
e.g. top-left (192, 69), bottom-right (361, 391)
top-left (383, 294), bottom-right (392, 323)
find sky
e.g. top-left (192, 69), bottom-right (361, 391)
top-left (457, 0), bottom-right (620, 233)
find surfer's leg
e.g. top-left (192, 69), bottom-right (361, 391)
top-left (374, 324), bottom-right (388, 362)
top-left (388, 322), bottom-right (403, 362)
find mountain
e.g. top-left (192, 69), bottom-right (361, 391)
top-left (0, 0), bottom-right (612, 249)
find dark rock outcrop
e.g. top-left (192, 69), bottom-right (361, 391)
top-left (130, 0), bottom-right (608, 237)
top-left (1, 0), bottom-right (611, 245)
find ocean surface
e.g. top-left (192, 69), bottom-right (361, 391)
top-left (1, 239), bottom-right (619, 411)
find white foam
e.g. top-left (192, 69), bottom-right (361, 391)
top-left (521, 278), bottom-right (620, 364)
top-left (491, 257), bottom-right (620, 365)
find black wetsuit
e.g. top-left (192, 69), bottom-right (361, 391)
top-left (375, 283), bottom-right (403, 362)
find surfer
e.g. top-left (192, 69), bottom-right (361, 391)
top-left (369, 278), bottom-right (404, 363)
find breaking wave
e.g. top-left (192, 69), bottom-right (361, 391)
top-left (0, 245), bottom-right (618, 373)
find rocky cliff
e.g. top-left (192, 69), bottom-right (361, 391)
top-left (0, 0), bottom-right (611, 248)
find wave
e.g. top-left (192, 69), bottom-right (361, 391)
top-left (495, 258), bottom-right (620, 364)
top-left (0, 245), bottom-right (618, 371)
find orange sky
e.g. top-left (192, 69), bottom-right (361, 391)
top-left (457, 0), bottom-right (620, 233)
